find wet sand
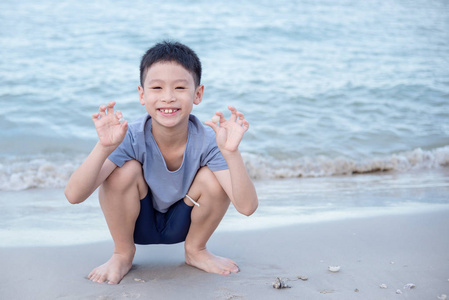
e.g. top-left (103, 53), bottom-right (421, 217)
top-left (1, 209), bottom-right (448, 299)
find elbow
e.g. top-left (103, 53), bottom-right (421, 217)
top-left (64, 187), bottom-right (82, 205)
top-left (239, 199), bottom-right (258, 217)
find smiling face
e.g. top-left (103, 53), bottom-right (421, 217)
top-left (138, 61), bottom-right (204, 131)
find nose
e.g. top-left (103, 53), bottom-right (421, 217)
top-left (161, 90), bottom-right (176, 103)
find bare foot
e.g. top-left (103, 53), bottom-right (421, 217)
top-left (88, 250), bottom-right (135, 284)
top-left (185, 248), bottom-right (239, 275)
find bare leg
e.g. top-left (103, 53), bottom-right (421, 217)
top-left (88, 160), bottom-right (147, 284)
top-left (184, 167), bottom-right (239, 275)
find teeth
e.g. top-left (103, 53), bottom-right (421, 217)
top-left (161, 109), bottom-right (177, 113)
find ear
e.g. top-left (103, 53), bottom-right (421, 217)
top-left (138, 85), bottom-right (145, 105)
top-left (194, 85), bottom-right (204, 105)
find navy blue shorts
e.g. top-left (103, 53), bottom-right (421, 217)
top-left (133, 192), bottom-right (193, 245)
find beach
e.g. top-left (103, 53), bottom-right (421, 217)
top-left (1, 169), bottom-right (448, 299)
top-left (1, 208), bottom-right (448, 299)
top-left (1, 0), bottom-right (449, 299)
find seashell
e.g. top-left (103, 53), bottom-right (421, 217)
top-left (328, 266), bottom-right (341, 272)
top-left (354, 288), bottom-right (359, 292)
top-left (272, 277), bottom-right (291, 289)
top-left (437, 294), bottom-right (447, 300)
top-left (403, 283), bottom-right (416, 290)
top-left (396, 289), bottom-right (403, 294)
top-left (379, 284), bottom-right (388, 289)
top-left (297, 275), bottom-right (308, 281)
top-left (211, 115), bottom-right (220, 123)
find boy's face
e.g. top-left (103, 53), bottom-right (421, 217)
top-left (138, 61), bottom-right (204, 130)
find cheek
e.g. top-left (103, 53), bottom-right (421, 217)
top-left (141, 95), bottom-right (156, 104)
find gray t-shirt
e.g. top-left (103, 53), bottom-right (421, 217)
top-left (108, 114), bottom-right (228, 213)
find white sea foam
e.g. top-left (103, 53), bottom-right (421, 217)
top-left (243, 146), bottom-right (449, 180)
top-left (0, 156), bottom-right (82, 191)
top-left (0, 146), bottom-right (448, 191)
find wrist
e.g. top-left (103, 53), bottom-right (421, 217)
top-left (220, 148), bottom-right (241, 160)
top-left (95, 142), bottom-right (117, 156)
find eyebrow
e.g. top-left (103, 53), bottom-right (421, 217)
top-left (147, 79), bottom-right (189, 85)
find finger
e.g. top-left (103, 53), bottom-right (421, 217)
top-left (99, 105), bottom-right (107, 118)
top-left (236, 111), bottom-right (245, 121)
top-left (92, 112), bottom-right (100, 124)
top-left (242, 119), bottom-right (249, 131)
top-left (204, 120), bottom-right (219, 133)
top-left (227, 105), bottom-right (236, 113)
top-left (107, 101), bottom-right (116, 115)
top-left (215, 111), bottom-right (227, 124)
top-left (115, 110), bottom-right (123, 121)
top-left (228, 106), bottom-right (238, 122)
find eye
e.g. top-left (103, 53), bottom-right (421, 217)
top-left (175, 86), bottom-right (186, 90)
top-left (151, 86), bottom-right (162, 90)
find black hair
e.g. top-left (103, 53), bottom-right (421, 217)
top-left (140, 41), bottom-right (202, 88)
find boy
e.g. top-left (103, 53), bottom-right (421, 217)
top-left (64, 41), bottom-right (258, 285)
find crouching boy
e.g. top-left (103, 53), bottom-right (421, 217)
top-left (64, 41), bottom-right (258, 284)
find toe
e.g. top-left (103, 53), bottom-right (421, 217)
top-left (98, 274), bottom-right (107, 283)
top-left (90, 273), bottom-right (99, 282)
top-left (107, 273), bottom-right (121, 285)
top-left (231, 263), bottom-right (240, 273)
top-left (92, 274), bottom-right (102, 282)
top-left (88, 266), bottom-right (102, 280)
top-left (225, 259), bottom-right (239, 273)
top-left (228, 265), bottom-right (239, 273)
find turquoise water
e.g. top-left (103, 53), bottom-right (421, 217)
top-left (1, 0), bottom-right (448, 190)
top-left (1, 0), bottom-right (449, 246)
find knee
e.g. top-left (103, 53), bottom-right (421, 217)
top-left (103, 160), bottom-right (145, 193)
top-left (191, 167), bottom-right (228, 202)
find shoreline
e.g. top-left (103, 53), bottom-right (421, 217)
top-left (1, 209), bottom-right (448, 299)
top-left (2, 167), bottom-right (449, 248)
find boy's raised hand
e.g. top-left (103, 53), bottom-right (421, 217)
top-left (205, 106), bottom-right (249, 155)
top-left (92, 101), bottom-right (128, 150)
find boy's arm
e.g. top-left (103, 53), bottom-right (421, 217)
top-left (65, 146), bottom-right (117, 204)
top-left (205, 106), bottom-right (258, 216)
top-left (213, 153), bottom-right (258, 216)
top-left (64, 102), bottom-right (128, 204)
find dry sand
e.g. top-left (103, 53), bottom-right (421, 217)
top-left (1, 209), bottom-right (448, 299)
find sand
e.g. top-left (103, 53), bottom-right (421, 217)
top-left (1, 209), bottom-right (448, 300)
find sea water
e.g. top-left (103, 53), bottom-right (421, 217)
top-left (1, 0), bottom-right (448, 246)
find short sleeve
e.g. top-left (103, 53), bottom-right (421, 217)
top-left (197, 123), bottom-right (228, 172)
top-left (203, 145), bottom-right (228, 171)
top-left (108, 129), bottom-right (137, 167)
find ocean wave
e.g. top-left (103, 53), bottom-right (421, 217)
top-left (0, 146), bottom-right (448, 191)
top-left (0, 157), bottom-right (81, 192)
top-left (243, 146), bottom-right (449, 179)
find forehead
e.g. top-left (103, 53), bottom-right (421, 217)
top-left (144, 61), bottom-right (194, 84)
